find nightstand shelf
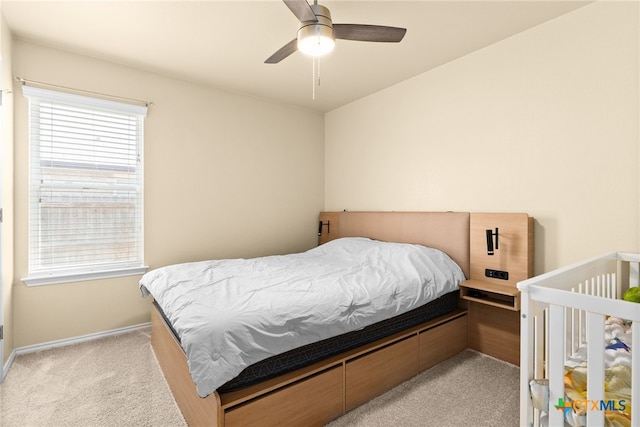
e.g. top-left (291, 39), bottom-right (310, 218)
top-left (459, 279), bottom-right (520, 311)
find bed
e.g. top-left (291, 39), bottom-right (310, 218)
top-left (144, 211), bottom-right (530, 426)
top-left (519, 252), bottom-right (640, 427)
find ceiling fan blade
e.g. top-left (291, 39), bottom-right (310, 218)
top-left (334, 24), bottom-right (407, 43)
top-left (265, 39), bottom-right (298, 64)
top-left (283, 0), bottom-right (317, 23)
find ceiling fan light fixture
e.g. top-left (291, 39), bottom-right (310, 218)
top-left (296, 4), bottom-right (334, 57)
top-left (297, 25), bottom-right (335, 56)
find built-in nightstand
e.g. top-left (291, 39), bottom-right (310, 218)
top-left (464, 213), bottom-right (534, 366)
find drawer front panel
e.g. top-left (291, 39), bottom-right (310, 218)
top-left (345, 335), bottom-right (418, 411)
top-left (419, 314), bottom-right (468, 370)
top-left (224, 365), bottom-right (343, 427)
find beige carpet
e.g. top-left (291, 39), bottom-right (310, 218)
top-left (0, 328), bottom-right (187, 427)
top-left (1, 330), bottom-right (519, 427)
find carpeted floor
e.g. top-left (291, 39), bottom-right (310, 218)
top-left (0, 329), bottom-right (519, 427)
top-left (0, 328), bottom-right (187, 427)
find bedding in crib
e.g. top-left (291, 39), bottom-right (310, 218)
top-left (530, 316), bottom-right (633, 427)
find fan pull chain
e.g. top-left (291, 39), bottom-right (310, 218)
top-left (312, 56), bottom-right (321, 100)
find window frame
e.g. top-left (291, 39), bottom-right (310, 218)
top-left (21, 85), bottom-right (148, 286)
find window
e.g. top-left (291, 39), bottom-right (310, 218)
top-left (22, 85), bottom-right (147, 286)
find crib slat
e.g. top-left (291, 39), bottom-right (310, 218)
top-left (586, 312), bottom-right (605, 427)
top-left (534, 312), bottom-right (545, 379)
top-left (547, 305), bottom-right (566, 427)
top-left (630, 261), bottom-right (639, 287)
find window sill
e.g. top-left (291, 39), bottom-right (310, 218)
top-left (22, 265), bottom-right (149, 287)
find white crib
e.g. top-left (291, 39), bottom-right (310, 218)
top-left (519, 252), bottom-right (639, 427)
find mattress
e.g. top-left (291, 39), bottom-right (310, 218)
top-left (154, 289), bottom-right (459, 392)
top-left (140, 237), bottom-right (465, 397)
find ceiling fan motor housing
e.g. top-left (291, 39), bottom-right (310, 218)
top-left (297, 4), bottom-right (335, 56)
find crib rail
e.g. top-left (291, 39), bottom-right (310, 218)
top-left (519, 252), bottom-right (639, 427)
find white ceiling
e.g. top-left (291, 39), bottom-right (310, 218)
top-left (2, 0), bottom-right (590, 112)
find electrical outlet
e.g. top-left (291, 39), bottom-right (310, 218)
top-left (485, 268), bottom-right (509, 281)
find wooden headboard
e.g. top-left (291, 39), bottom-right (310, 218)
top-left (318, 211), bottom-right (471, 278)
top-left (318, 211), bottom-right (534, 283)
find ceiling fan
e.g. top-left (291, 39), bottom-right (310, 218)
top-left (265, 0), bottom-right (407, 64)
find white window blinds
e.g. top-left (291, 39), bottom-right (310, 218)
top-left (23, 85), bottom-right (147, 286)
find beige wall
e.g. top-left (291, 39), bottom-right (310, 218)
top-left (325, 1), bottom-right (639, 272)
top-left (12, 40), bottom-right (324, 348)
top-left (6, 1), bottom-right (640, 351)
top-left (1, 10), bottom-right (14, 363)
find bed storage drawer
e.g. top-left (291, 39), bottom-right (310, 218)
top-left (345, 335), bottom-right (419, 411)
top-left (224, 365), bottom-right (343, 427)
top-left (418, 315), bottom-right (468, 370)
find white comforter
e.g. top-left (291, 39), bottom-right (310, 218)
top-left (139, 237), bottom-right (465, 397)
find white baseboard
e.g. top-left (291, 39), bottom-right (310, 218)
top-left (1, 322), bottom-right (151, 382)
top-left (2, 348), bottom-right (17, 382)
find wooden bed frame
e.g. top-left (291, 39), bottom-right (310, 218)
top-left (151, 211), bottom-right (529, 426)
